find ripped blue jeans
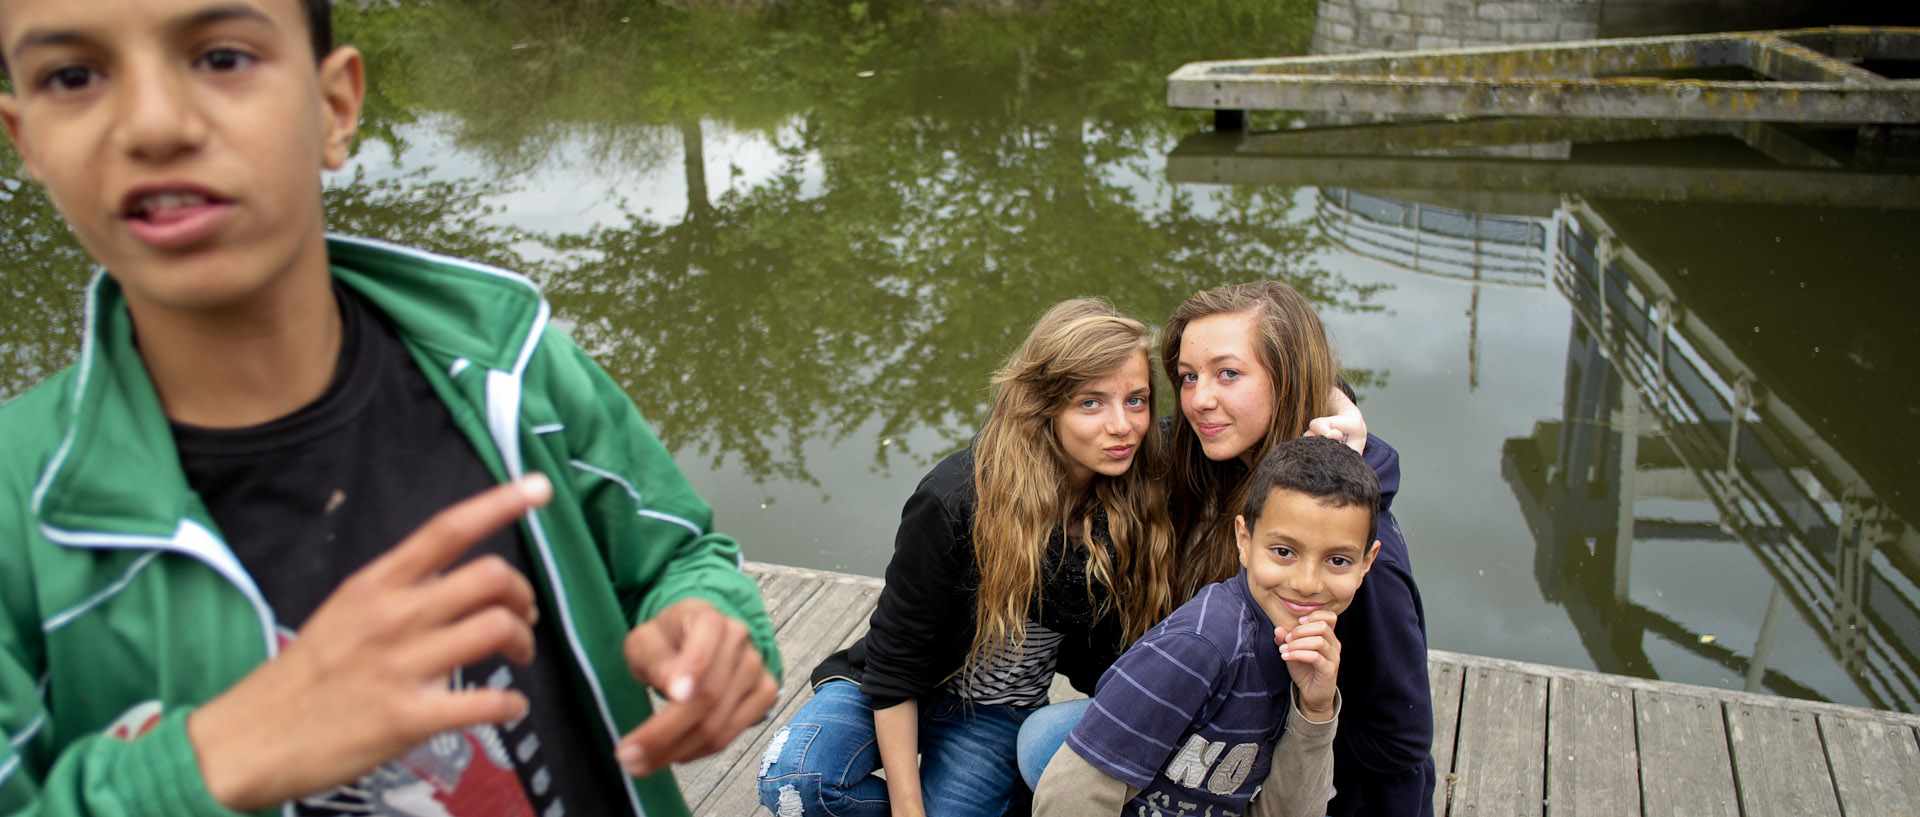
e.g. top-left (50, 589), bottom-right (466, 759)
top-left (755, 680), bottom-right (1034, 817)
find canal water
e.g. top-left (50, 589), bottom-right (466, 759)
top-left (1, 1), bottom-right (1915, 714)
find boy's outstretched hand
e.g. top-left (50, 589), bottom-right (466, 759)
top-left (188, 474), bottom-right (553, 812)
top-left (1277, 609), bottom-right (1341, 722)
top-left (615, 598), bottom-right (779, 777)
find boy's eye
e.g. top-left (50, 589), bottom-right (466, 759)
top-left (196, 47), bottom-right (256, 72)
top-left (1328, 555), bottom-right (1352, 568)
top-left (40, 64), bottom-right (101, 93)
top-left (1270, 546), bottom-right (1293, 560)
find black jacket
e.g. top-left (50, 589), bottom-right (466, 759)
top-left (810, 448), bottom-right (1126, 709)
top-left (1333, 434), bottom-right (1438, 817)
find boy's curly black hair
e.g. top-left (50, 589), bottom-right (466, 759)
top-left (1243, 435), bottom-right (1380, 546)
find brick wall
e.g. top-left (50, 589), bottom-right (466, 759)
top-left (1311, 0), bottom-right (1602, 54)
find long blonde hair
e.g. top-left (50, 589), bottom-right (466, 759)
top-left (969, 299), bottom-right (1176, 672)
top-left (1162, 281), bottom-right (1338, 599)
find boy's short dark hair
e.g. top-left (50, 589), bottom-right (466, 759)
top-left (1243, 435), bottom-right (1380, 544)
top-left (303, 0), bottom-right (335, 62)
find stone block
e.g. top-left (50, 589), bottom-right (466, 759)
top-left (1443, 0), bottom-right (1476, 16)
top-left (1502, 20), bottom-right (1564, 41)
top-left (1326, 21), bottom-right (1358, 44)
top-left (1455, 18), bottom-right (1504, 40)
top-left (1416, 34), bottom-right (1465, 49)
top-left (1319, 2), bottom-right (1356, 25)
top-left (1400, 0), bottom-right (1454, 15)
top-left (1535, 2), bottom-right (1602, 22)
top-left (1367, 10), bottom-right (1416, 33)
top-left (1475, 2), bottom-right (1527, 21)
top-left (1559, 21), bottom-right (1600, 40)
top-left (1354, 0), bottom-right (1400, 12)
top-left (1416, 15), bottom-right (1447, 35)
top-left (1355, 29), bottom-right (1411, 51)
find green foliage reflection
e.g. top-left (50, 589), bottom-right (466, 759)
top-left (0, 0), bottom-right (1390, 491)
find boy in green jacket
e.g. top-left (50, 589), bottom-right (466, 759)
top-left (0, 1), bottom-right (780, 815)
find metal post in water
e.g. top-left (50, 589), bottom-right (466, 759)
top-left (1745, 583), bottom-right (1789, 693)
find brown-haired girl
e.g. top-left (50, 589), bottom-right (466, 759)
top-left (756, 299), bottom-right (1177, 817)
top-left (1164, 280), bottom-right (1436, 817)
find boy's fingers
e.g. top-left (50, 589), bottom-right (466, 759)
top-left (622, 621), bottom-right (675, 690)
top-left (718, 661), bottom-right (779, 735)
top-left (615, 656), bottom-right (773, 775)
top-left (1299, 609), bottom-right (1338, 628)
top-left (664, 610), bottom-right (735, 704)
top-left (404, 607), bottom-right (538, 674)
top-left (416, 555), bottom-right (540, 628)
top-left (375, 475), bottom-right (551, 584)
top-left (617, 701), bottom-right (704, 775)
top-left (413, 688), bottom-right (531, 739)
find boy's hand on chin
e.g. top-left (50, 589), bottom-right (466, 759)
top-left (186, 475), bottom-right (552, 812)
top-left (615, 598), bottom-right (779, 777)
top-left (1277, 609), bottom-right (1341, 722)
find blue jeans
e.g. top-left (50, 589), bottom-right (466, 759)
top-left (1014, 698), bottom-right (1092, 789)
top-left (756, 680), bottom-right (1035, 817)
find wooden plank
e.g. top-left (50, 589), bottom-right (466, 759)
top-left (1727, 702), bottom-right (1842, 816)
top-left (1545, 676), bottom-right (1639, 816)
top-left (758, 572), bottom-right (819, 633)
top-left (1818, 714), bottom-right (1920, 817)
top-left (1428, 658), bottom-right (1465, 817)
top-left (1449, 666), bottom-right (1547, 817)
top-left (1635, 690), bottom-right (1738, 817)
top-left (697, 602), bottom-right (879, 816)
top-left (1431, 650), bottom-right (1920, 729)
top-left (680, 578), bottom-right (879, 812)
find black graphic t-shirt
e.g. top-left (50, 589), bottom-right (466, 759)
top-left (174, 284), bottom-right (626, 817)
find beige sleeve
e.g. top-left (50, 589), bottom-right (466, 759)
top-left (1032, 742), bottom-right (1141, 817)
top-left (1248, 690), bottom-right (1342, 817)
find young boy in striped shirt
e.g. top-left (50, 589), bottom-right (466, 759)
top-left (1034, 435), bottom-right (1380, 817)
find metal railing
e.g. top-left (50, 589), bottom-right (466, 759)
top-left (1315, 187), bottom-right (1550, 288)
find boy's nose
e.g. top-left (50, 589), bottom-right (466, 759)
top-left (113, 67), bottom-right (207, 161)
top-left (1287, 569), bottom-right (1323, 598)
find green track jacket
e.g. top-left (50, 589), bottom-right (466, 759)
top-left (0, 235), bottom-right (781, 817)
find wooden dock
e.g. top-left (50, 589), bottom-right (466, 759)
top-left (677, 562), bottom-right (1920, 816)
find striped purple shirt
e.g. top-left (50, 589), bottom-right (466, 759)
top-left (1065, 572), bottom-right (1293, 816)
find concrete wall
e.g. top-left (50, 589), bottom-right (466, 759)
top-left (1310, 0), bottom-right (1907, 55)
top-left (1310, 0), bottom-right (1602, 54)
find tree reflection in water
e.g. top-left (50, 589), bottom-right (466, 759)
top-left (0, 0), bottom-right (1388, 489)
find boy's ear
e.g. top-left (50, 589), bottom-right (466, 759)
top-left (0, 94), bottom-right (40, 182)
top-left (1359, 540), bottom-right (1381, 576)
top-left (316, 46), bottom-right (365, 171)
top-left (1234, 515), bottom-right (1251, 567)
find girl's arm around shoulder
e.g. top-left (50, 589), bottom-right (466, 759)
top-left (1361, 432), bottom-right (1401, 514)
